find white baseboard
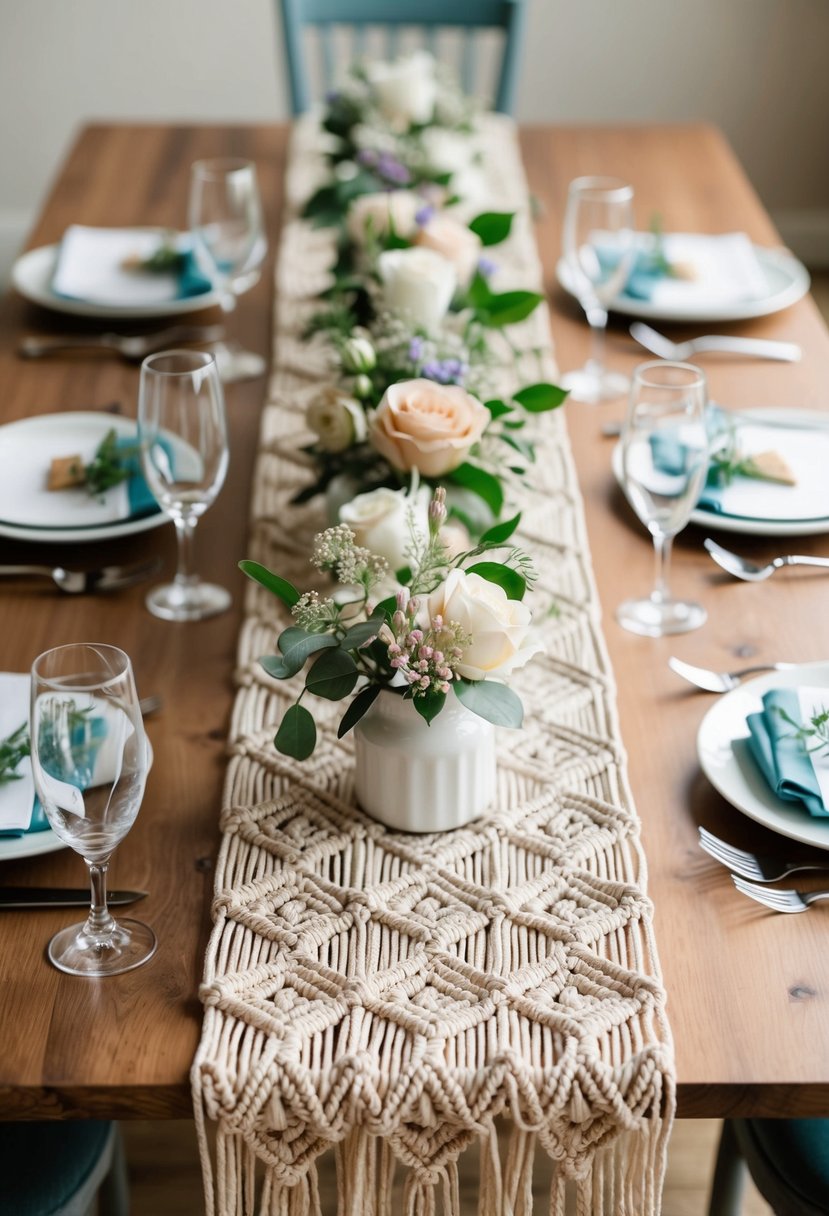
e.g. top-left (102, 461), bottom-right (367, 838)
top-left (772, 209), bottom-right (829, 269)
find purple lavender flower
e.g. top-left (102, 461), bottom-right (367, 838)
top-left (357, 148), bottom-right (379, 168)
top-left (414, 204), bottom-right (437, 228)
top-left (324, 90), bottom-right (341, 105)
top-left (477, 255), bottom-right (498, 278)
top-left (408, 336), bottom-right (425, 364)
top-left (421, 360), bottom-right (442, 382)
top-left (376, 152), bottom-right (412, 185)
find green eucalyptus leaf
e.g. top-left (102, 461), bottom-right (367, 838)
top-left (274, 704), bottom-right (317, 760)
top-left (370, 595), bottom-right (398, 621)
top-left (239, 561), bottom-right (300, 607)
top-left (340, 620), bottom-right (381, 650)
top-left (453, 679), bottom-right (524, 728)
top-left (465, 562), bottom-right (526, 601)
top-left (502, 433), bottom-right (536, 461)
top-left (413, 689), bottom-right (446, 725)
top-left (468, 210), bottom-right (515, 247)
top-left (467, 270), bottom-right (493, 310)
top-left (482, 290), bottom-right (544, 328)
top-left (512, 382), bottom-right (568, 412)
top-left (337, 684), bottom-right (381, 738)
top-left (484, 398), bottom-right (513, 420)
top-left (275, 628), bottom-right (338, 676)
top-left (305, 648), bottom-right (359, 701)
top-left (479, 513), bottom-right (521, 545)
top-left (448, 463), bottom-right (504, 518)
top-left (260, 654), bottom-right (300, 681)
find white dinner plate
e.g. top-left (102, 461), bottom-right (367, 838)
top-left (611, 409), bottom-right (829, 538)
top-left (12, 240), bottom-right (221, 318)
top-left (557, 244), bottom-right (810, 323)
top-left (0, 740), bottom-right (154, 863)
top-left (697, 662), bottom-right (829, 851)
top-left (0, 412), bottom-right (174, 544)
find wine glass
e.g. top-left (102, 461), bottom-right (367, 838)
top-left (561, 176), bottom-right (635, 404)
top-left (188, 157), bottom-right (268, 382)
top-left (30, 643), bottom-right (156, 976)
top-left (138, 349), bottom-right (230, 622)
top-left (617, 360), bottom-right (709, 636)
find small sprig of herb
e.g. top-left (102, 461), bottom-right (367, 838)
top-left (124, 231), bottom-right (187, 276)
top-left (84, 429), bottom-right (135, 498)
top-left (0, 723), bottom-right (30, 785)
top-left (776, 704), bottom-right (829, 755)
top-left (647, 214), bottom-right (676, 278)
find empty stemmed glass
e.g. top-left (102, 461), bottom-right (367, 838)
top-left (30, 643), bottom-right (156, 976)
top-left (561, 176), bottom-right (635, 404)
top-left (189, 158), bottom-right (267, 381)
top-left (617, 360), bottom-right (709, 636)
top-left (138, 349), bottom-right (230, 621)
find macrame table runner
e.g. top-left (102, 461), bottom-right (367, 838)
top-left (193, 115), bottom-right (675, 1216)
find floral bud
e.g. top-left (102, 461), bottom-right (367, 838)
top-left (428, 487), bottom-right (447, 536)
top-left (352, 373), bottom-right (373, 399)
top-left (341, 336), bottom-right (377, 374)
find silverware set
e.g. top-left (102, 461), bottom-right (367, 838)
top-left (699, 827), bottom-right (829, 914)
top-left (18, 323), bottom-right (225, 362)
top-left (629, 321), bottom-right (802, 363)
top-left (0, 556), bottom-right (161, 595)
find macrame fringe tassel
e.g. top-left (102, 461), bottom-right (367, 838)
top-left (258, 1163), bottom-right (321, 1216)
top-left (477, 1124), bottom-right (504, 1216)
top-left (403, 1172), bottom-right (436, 1216)
top-left (504, 1128), bottom-right (536, 1216)
top-left (336, 1130), bottom-right (377, 1216)
top-left (377, 1138), bottom-right (396, 1216)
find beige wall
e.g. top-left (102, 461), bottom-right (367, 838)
top-left (1, 0), bottom-right (828, 265)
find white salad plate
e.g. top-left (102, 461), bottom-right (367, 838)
top-left (0, 412), bottom-right (174, 544)
top-left (612, 408), bottom-right (829, 538)
top-left (12, 239), bottom-right (220, 319)
top-left (557, 244), bottom-right (809, 323)
top-left (697, 662), bottom-right (829, 852)
top-left (0, 740), bottom-right (154, 863)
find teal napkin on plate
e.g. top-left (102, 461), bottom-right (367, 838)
top-left (172, 247), bottom-right (213, 300)
top-left (596, 246), bottom-right (666, 301)
top-left (111, 434), bottom-right (175, 520)
top-left (744, 688), bottom-right (829, 818)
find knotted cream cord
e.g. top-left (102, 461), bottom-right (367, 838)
top-left (192, 114), bottom-right (675, 1216)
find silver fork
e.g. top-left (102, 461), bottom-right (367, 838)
top-left (629, 321), bottom-right (802, 363)
top-left (0, 556), bottom-right (161, 594)
top-left (705, 537), bottom-right (829, 582)
top-left (732, 875), bottom-right (829, 913)
top-left (668, 655), bottom-right (794, 693)
top-left (18, 324), bottom-right (225, 362)
top-left (699, 826), bottom-right (829, 882)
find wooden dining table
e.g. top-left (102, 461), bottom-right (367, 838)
top-left (1, 120), bottom-right (827, 1126)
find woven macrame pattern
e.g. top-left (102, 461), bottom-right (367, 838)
top-left (193, 116), bottom-right (675, 1216)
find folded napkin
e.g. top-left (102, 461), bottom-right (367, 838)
top-left (743, 687), bottom-right (829, 818)
top-left (598, 232), bottom-right (768, 310)
top-left (648, 407), bottom-right (829, 523)
top-left (52, 226), bottom-right (212, 307)
top-left (0, 673), bottom-right (45, 837)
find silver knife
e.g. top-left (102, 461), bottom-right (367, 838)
top-left (0, 888), bottom-right (147, 909)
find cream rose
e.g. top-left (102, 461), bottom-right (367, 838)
top-left (415, 214), bottom-right (482, 286)
top-left (306, 386), bottom-right (367, 453)
top-left (370, 379), bottom-right (488, 478)
top-left (377, 247), bottom-right (456, 334)
top-left (346, 190), bottom-right (421, 246)
top-left (367, 51), bottom-right (437, 128)
top-left (339, 485), bottom-right (430, 569)
top-left (428, 569), bottom-right (543, 681)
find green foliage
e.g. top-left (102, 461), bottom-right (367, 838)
top-left (448, 463), bottom-right (504, 517)
top-left (337, 685), bottom-right (381, 738)
top-left (468, 211), bottom-right (514, 246)
top-left (412, 688), bottom-right (446, 725)
top-left (454, 679), bottom-right (524, 728)
top-left (305, 649), bottom-right (359, 701)
top-left (239, 561), bottom-right (300, 607)
top-left (512, 383), bottom-right (568, 412)
top-left (0, 722), bottom-right (29, 784)
top-left (479, 514), bottom-right (521, 545)
top-left (274, 705), bottom-right (317, 760)
top-left (466, 561), bottom-right (526, 601)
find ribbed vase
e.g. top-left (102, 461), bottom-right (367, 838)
top-left (353, 689), bottom-right (496, 833)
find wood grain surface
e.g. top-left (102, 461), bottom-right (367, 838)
top-left (1, 123), bottom-right (827, 1121)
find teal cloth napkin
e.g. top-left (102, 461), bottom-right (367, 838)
top-left (744, 688), bottom-right (829, 818)
top-left (172, 247), bottom-right (213, 300)
top-left (0, 715), bottom-right (108, 838)
top-left (112, 435), bottom-right (172, 520)
top-left (647, 406), bottom-right (749, 515)
top-left (596, 247), bottom-right (666, 302)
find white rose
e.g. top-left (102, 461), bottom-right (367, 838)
top-left (367, 52), bottom-right (437, 129)
top-left (306, 387), bottom-right (367, 453)
top-left (377, 247), bottom-right (457, 334)
top-left (346, 191), bottom-right (422, 246)
top-left (341, 336), bottom-right (376, 373)
top-left (339, 485), bottom-right (430, 570)
top-left (415, 214), bottom-right (482, 286)
top-left (428, 569), bottom-right (543, 681)
top-left (421, 127), bottom-right (477, 175)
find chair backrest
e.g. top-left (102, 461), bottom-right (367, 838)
top-left (278, 0), bottom-right (528, 115)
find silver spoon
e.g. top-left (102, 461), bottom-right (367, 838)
top-left (630, 321), bottom-right (801, 363)
top-left (668, 655), bottom-right (795, 693)
top-left (704, 537), bottom-right (829, 582)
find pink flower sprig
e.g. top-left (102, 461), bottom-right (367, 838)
top-left (387, 591), bottom-right (470, 697)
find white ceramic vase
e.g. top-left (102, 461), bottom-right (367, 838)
top-left (353, 689), bottom-right (496, 833)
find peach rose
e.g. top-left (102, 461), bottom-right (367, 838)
top-left (415, 214), bottom-right (482, 285)
top-left (370, 378), bottom-right (488, 478)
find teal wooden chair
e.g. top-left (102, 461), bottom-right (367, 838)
top-left (277, 0), bottom-right (528, 115)
top-left (0, 1121), bottom-right (129, 1216)
top-left (709, 1119), bottom-right (829, 1216)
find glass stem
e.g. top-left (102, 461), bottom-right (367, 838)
top-left (85, 860), bottom-right (116, 940)
top-left (585, 306), bottom-right (608, 376)
top-left (173, 515), bottom-right (199, 594)
top-left (652, 532), bottom-right (673, 605)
